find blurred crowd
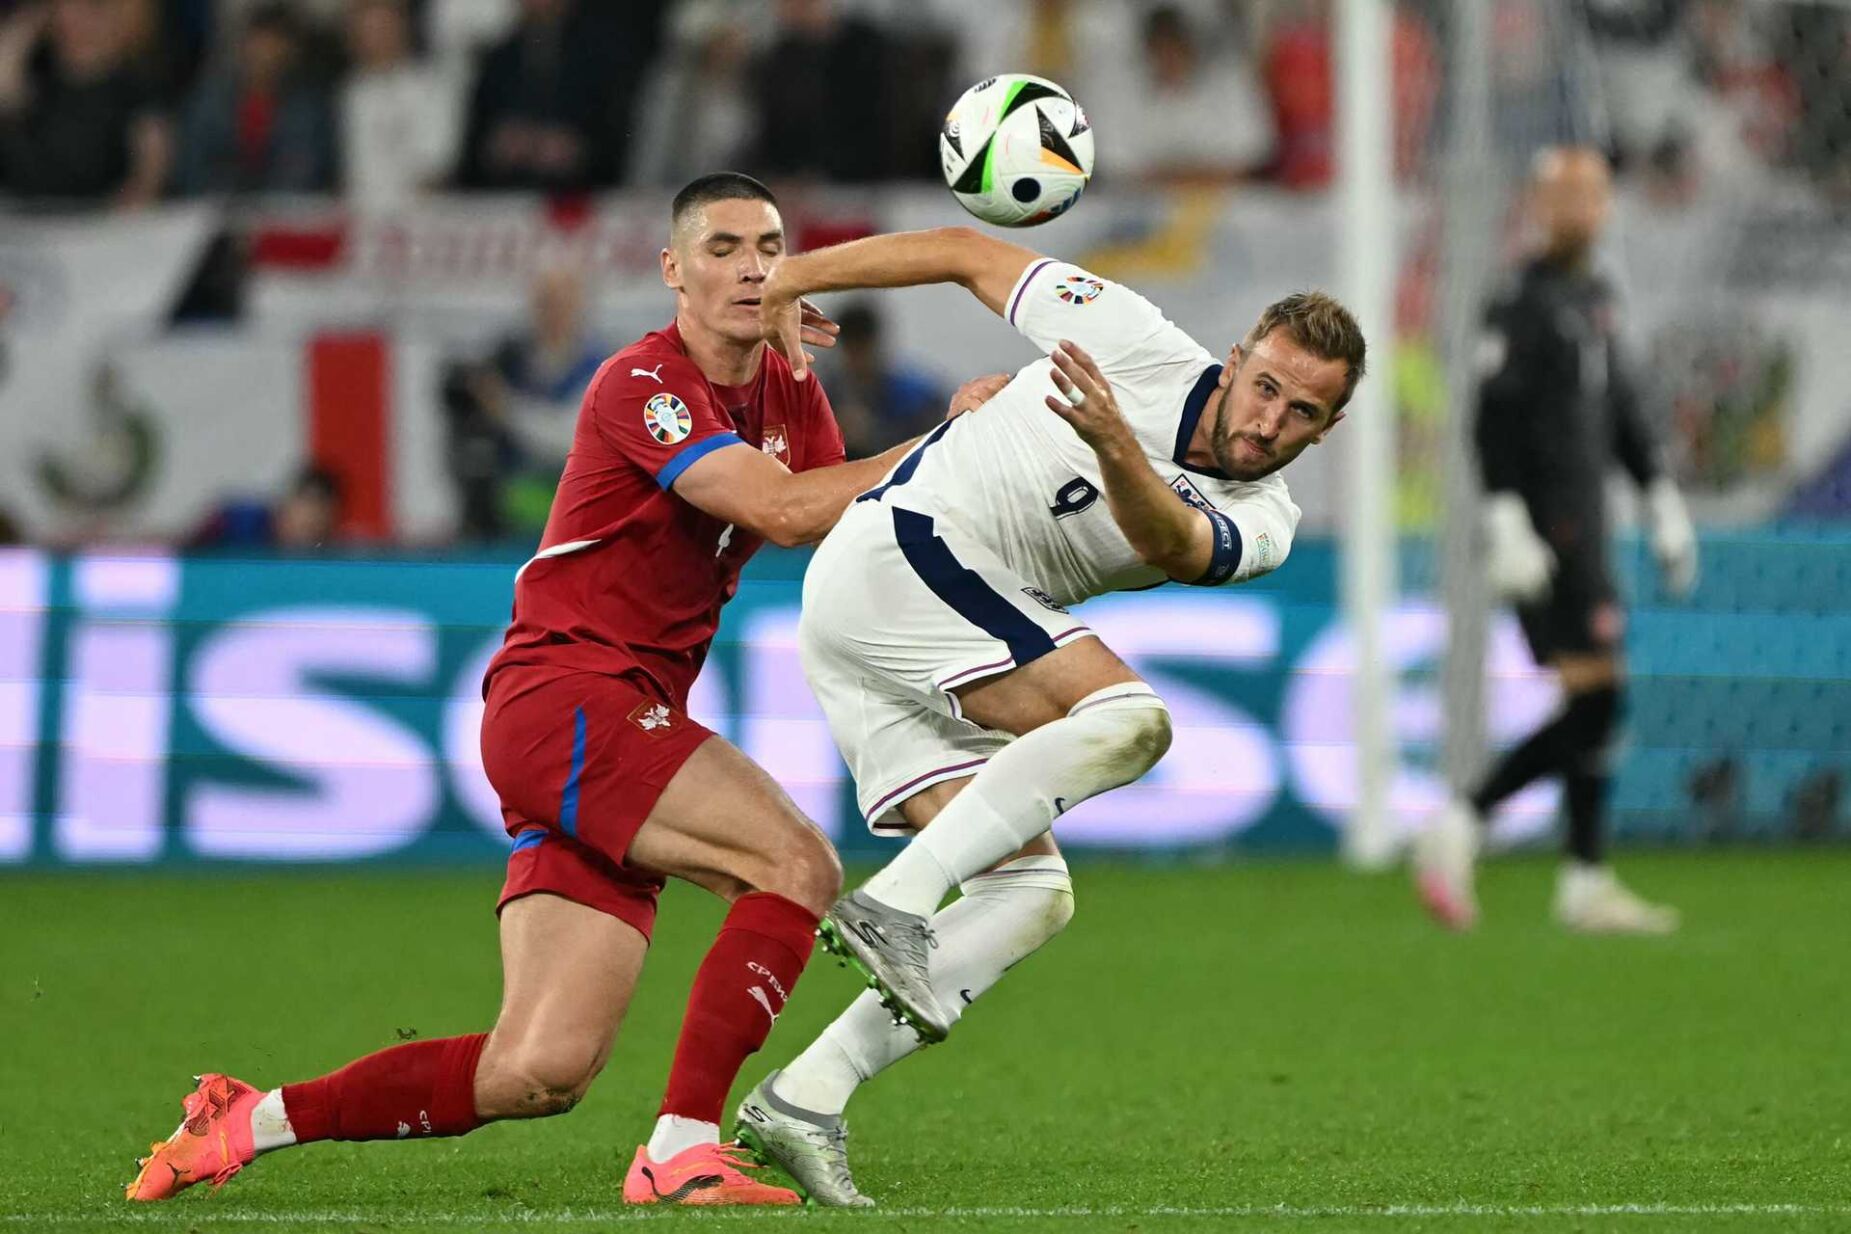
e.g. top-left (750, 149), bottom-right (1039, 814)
top-left (1, 0), bottom-right (1845, 211)
top-left (2, 0), bottom-right (1848, 549)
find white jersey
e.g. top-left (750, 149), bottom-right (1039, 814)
top-left (865, 258), bottom-right (1300, 607)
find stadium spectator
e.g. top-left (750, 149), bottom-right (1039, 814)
top-left (442, 263), bottom-right (606, 539)
top-left (190, 464), bottom-right (347, 550)
top-left (1774, 1), bottom-right (1851, 201)
top-left (628, 0), bottom-right (762, 188)
top-left (176, 2), bottom-right (335, 195)
top-left (749, 0), bottom-right (891, 182)
top-left (1261, 0), bottom-right (1439, 188)
top-left (1582, 0), bottom-right (1693, 178)
top-left (341, 0), bottom-right (459, 210)
top-left (818, 301), bottom-right (946, 458)
top-left (423, 0), bottom-right (515, 120)
top-left (931, 0), bottom-right (1131, 92)
top-left (1102, 4), bottom-right (1274, 184)
top-left (0, 0), bottom-right (172, 207)
top-left (455, 0), bottom-right (664, 192)
top-left (118, 0), bottom-right (207, 106)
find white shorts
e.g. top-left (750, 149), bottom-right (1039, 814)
top-left (800, 498), bottom-right (1094, 833)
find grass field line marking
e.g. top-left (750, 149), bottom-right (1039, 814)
top-left (11, 1202), bottom-right (1848, 1223)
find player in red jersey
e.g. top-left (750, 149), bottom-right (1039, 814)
top-left (126, 174), bottom-right (1004, 1208)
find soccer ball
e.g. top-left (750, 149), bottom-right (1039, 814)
top-left (939, 74), bottom-right (1094, 228)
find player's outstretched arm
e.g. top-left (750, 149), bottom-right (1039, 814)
top-left (1045, 341), bottom-right (1226, 583)
top-left (761, 227), bottom-right (1042, 378)
top-left (671, 437), bottom-right (919, 548)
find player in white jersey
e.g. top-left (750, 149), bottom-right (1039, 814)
top-left (733, 227), bottom-right (1366, 1204)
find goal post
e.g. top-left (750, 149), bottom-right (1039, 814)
top-left (1336, 0), bottom-right (1400, 870)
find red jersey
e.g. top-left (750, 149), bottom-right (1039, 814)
top-left (486, 321), bottom-right (845, 707)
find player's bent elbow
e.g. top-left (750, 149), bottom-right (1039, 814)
top-left (754, 507), bottom-right (815, 549)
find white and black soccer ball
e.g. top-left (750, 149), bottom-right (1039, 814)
top-left (939, 74), bottom-right (1094, 228)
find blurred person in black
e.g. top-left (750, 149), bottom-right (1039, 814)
top-left (0, 0), bottom-right (172, 206)
top-left (176, 2), bottom-right (334, 194)
top-left (749, 0), bottom-right (889, 182)
top-left (1414, 146), bottom-right (1698, 936)
top-left (455, 0), bottom-right (665, 191)
top-left (820, 301), bottom-right (945, 459)
top-left (443, 263), bottom-right (607, 541)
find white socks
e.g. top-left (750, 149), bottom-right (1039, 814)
top-left (647, 1114), bottom-right (719, 1161)
top-left (862, 683), bottom-right (1170, 915)
top-left (250, 1088), bottom-right (297, 1155)
top-left (773, 855), bottom-right (1075, 1116)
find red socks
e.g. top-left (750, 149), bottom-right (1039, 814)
top-left (278, 894), bottom-right (816, 1139)
top-left (282, 1032), bottom-right (488, 1143)
top-left (659, 892), bottom-right (819, 1123)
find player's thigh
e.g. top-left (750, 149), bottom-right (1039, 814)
top-left (478, 891), bottom-right (648, 1115)
top-left (626, 735), bottom-right (842, 914)
top-left (896, 776), bottom-right (1062, 865)
top-left (951, 634), bottom-right (1145, 736)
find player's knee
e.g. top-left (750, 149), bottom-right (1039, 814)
top-left (1068, 686), bottom-right (1173, 782)
top-left (783, 826), bottom-right (844, 911)
top-left (744, 819), bottom-right (841, 913)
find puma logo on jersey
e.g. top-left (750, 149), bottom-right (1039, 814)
top-left (631, 363), bottom-right (665, 383)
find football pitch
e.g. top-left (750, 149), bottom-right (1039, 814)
top-left (4, 850), bottom-right (1847, 1233)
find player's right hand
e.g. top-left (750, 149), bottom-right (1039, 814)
top-left (1483, 492), bottom-right (1554, 602)
top-left (947, 372), bottom-right (1010, 419)
top-left (1045, 340), bottom-right (1133, 452)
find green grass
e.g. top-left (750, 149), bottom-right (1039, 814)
top-left (3, 850), bottom-right (1849, 1232)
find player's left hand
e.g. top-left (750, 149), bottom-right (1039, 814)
top-left (1645, 478), bottom-right (1698, 599)
top-left (759, 277), bottom-right (810, 380)
top-left (947, 372), bottom-right (1010, 419)
top-left (1045, 341), bottom-right (1132, 451)
top-left (765, 298), bottom-right (839, 373)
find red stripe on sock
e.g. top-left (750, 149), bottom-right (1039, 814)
top-left (658, 892), bottom-right (819, 1123)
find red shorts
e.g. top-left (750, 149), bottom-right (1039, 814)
top-left (480, 667), bottom-right (714, 941)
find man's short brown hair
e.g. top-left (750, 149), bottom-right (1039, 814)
top-left (1243, 291), bottom-right (1367, 412)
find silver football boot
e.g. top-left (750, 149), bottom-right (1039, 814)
top-left (734, 1071), bottom-right (874, 1208)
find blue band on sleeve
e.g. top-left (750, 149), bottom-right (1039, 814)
top-left (656, 432), bottom-right (746, 490)
top-left (1187, 510), bottom-right (1243, 586)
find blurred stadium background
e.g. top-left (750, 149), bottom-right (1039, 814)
top-left (1, 0), bottom-right (1846, 867)
top-left (2, 0), bottom-right (1849, 1228)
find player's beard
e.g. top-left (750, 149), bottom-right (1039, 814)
top-left (1212, 416), bottom-right (1286, 481)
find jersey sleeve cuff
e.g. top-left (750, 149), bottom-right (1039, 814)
top-left (1184, 509), bottom-right (1243, 586)
top-left (655, 432), bottom-right (747, 490)
top-left (1005, 257), bottom-right (1059, 327)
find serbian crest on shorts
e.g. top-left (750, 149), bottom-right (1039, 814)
top-left (644, 393), bottom-right (692, 444)
top-left (1054, 274), bottom-right (1105, 305)
top-left (760, 423), bottom-right (790, 464)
